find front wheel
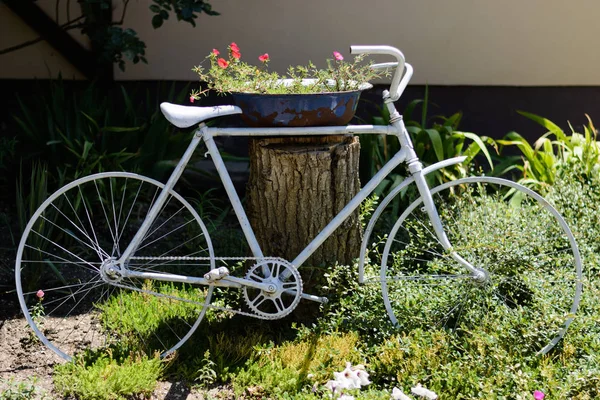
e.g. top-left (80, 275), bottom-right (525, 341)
top-left (380, 176), bottom-right (582, 355)
top-left (15, 172), bottom-right (216, 361)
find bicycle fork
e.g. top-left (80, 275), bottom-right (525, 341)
top-left (386, 100), bottom-right (487, 283)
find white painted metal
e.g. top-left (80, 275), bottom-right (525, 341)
top-left (350, 45), bottom-right (406, 101)
top-left (212, 125), bottom-right (392, 137)
top-left (201, 128), bottom-right (265, 261)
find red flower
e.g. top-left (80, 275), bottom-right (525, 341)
top-left (189, 96), bottom-right (195, 103)
top-left (333, 51), bottom-right (344, 61)
top-left (229, 42), bottom-right (240, 52)
top-left (217, 58), bottom-right (229, 68)
top-left (36, 289), bottom-right (44, 299)
top-left (258, 53), bottom-right (269, 63)
top-left (231, 49), bottom-right (241, 60)
top-left (212, 48), bottom-right (220, 56)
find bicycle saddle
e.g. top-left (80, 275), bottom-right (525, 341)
top-left (160, 102), bottom-right (242, 128)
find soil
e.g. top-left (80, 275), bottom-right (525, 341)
top-left (0, 290), bottom-right (237, 399)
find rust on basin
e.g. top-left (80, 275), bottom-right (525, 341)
top-left (232, 90), bottom-right (363, 127)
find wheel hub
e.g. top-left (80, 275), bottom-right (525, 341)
top-left (100, 257), bottom-right (123, 283)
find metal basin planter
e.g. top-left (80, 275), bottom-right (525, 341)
top-left (231, 80), bottom-right (373, 127)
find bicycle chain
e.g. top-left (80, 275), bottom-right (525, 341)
top-left (127, 255), bottom-right (298, 320)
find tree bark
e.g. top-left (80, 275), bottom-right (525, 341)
top-left (246, 135), bottom-right (362, 267)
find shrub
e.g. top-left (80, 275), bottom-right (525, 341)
top-left (496, 112), bottom-right (600, 193)
top-left (546, 161), bottom-right (600, 273)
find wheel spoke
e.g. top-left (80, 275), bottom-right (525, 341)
top-left (16, 173), bottom-right (215, 361)
top-left (380, 176), bottom-right (582, 355)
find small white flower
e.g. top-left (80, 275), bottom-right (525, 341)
top-left (334, 363), bottom-right (361, 389)
top-left (339, 396), bottom-right (355, 400)
top-left (355, 368), bottom-right (371, 386)
top-left (411, 383), bottom-right (438, 399)
top-left (391, 387), bottom-right (413, 400)
top-left (325, 379), bottom-right (340, 393)
top-left (333, 372), bottom-right (360, 390)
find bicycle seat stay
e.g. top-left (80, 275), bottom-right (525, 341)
top-left (160, 103), bottom-right (242, 128)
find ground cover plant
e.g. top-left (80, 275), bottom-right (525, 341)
top-left (41, 151), bottom-right (600, 399)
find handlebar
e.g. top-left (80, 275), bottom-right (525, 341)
top-left (349, 45), bottom-right (413, 102)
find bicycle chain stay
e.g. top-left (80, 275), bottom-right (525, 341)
top-left (126, 256), bottom-right (300, 320)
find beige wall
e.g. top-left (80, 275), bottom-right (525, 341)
top-left (1, 0), bottom-right (598, 85)
top-left (0, 1), bottom-right (87, 79)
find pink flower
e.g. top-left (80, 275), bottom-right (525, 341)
top-left (258, 53), bottom-right (269, 63)
top-left (212, 48), bottom-right (220, 56)
top-left (231, 49), bottom-right (241, 60)
top-left (36, 289), bottom-right (44, 299)
top-left (333, 51), bottom-right (344, 61)
top-left (533, 391), bottom-right (545, 400)
top-left (229, 42), bottom-right (240, 52)
top-left (217, 58), bottom-right (229, 68)
top-left (189, 96), bottom-right (195, 103)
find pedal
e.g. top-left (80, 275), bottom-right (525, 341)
top-left (204, 266), bottom-right (230, 282)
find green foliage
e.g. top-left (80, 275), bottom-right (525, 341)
top-left (57, 0), bottom-right (217, 72)
top-left (0, 136), bottom-right (17, 171)
top-left (53, 350), bottom-right (163, 400)
top-left (16, 162), bottom-right (49, 236)
top-left (13, 79), bottom-right (194, 187)
top-left (232, 331), bottom-right (363, 397)
top-left (96, 282), bottom-right (209, 353)
top-left (191, 44), bottom-right (384, 96)
top-left (546, 161), bottom-right (600, 273)
top-left (195, 350), bottom-right (217, 387)
top-left (0, 378), bottom-right (44, 400)
top-left (359, 89), bottom-right (497, 219)
top-left (150, 0), bottom-right (219, 29)
top-left (496, 112), bottom-right (600, 194)
top-left (404, 112), bottom-right (495, 185)
top-left (95, 27), bottom-right (147, 72)
top-left (359, 193), bottom-right (379, 229)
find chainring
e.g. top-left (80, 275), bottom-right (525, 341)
top-left (242, 259), bottom-right (303, 320)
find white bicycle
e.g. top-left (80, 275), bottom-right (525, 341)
top-left (15, 45), bottom-right (582, 361)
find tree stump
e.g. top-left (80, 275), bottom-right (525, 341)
top-left (246, 135), bottom-right (361, 267)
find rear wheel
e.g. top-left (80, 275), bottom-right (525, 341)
top-left (380, 176), bottom-right (582, 355)
top-left (15, 172), bottom-right (215, 361)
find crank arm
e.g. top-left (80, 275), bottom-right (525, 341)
top-left (282, 290), bottom-right (328, 304)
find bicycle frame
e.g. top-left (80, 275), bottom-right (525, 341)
top-left (116, 98), bottom-right (483, 292)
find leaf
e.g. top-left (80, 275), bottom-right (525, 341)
top-left (517, 110), bottom-right (568, 143)
top-left (79, 111), bottom-right (100, 131)
top-left (103, 126), bottom-right (141, 133)
top-left (152, 15), bottom-right (164, 28)
top-left (403, 99), bottom-right (423, 123)
top-left (424, 129), bottom-right (444, 161)
top-left (421, 85), bottom-right (429, 128)
top-left (459, 131), bottom-right (494, 169)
